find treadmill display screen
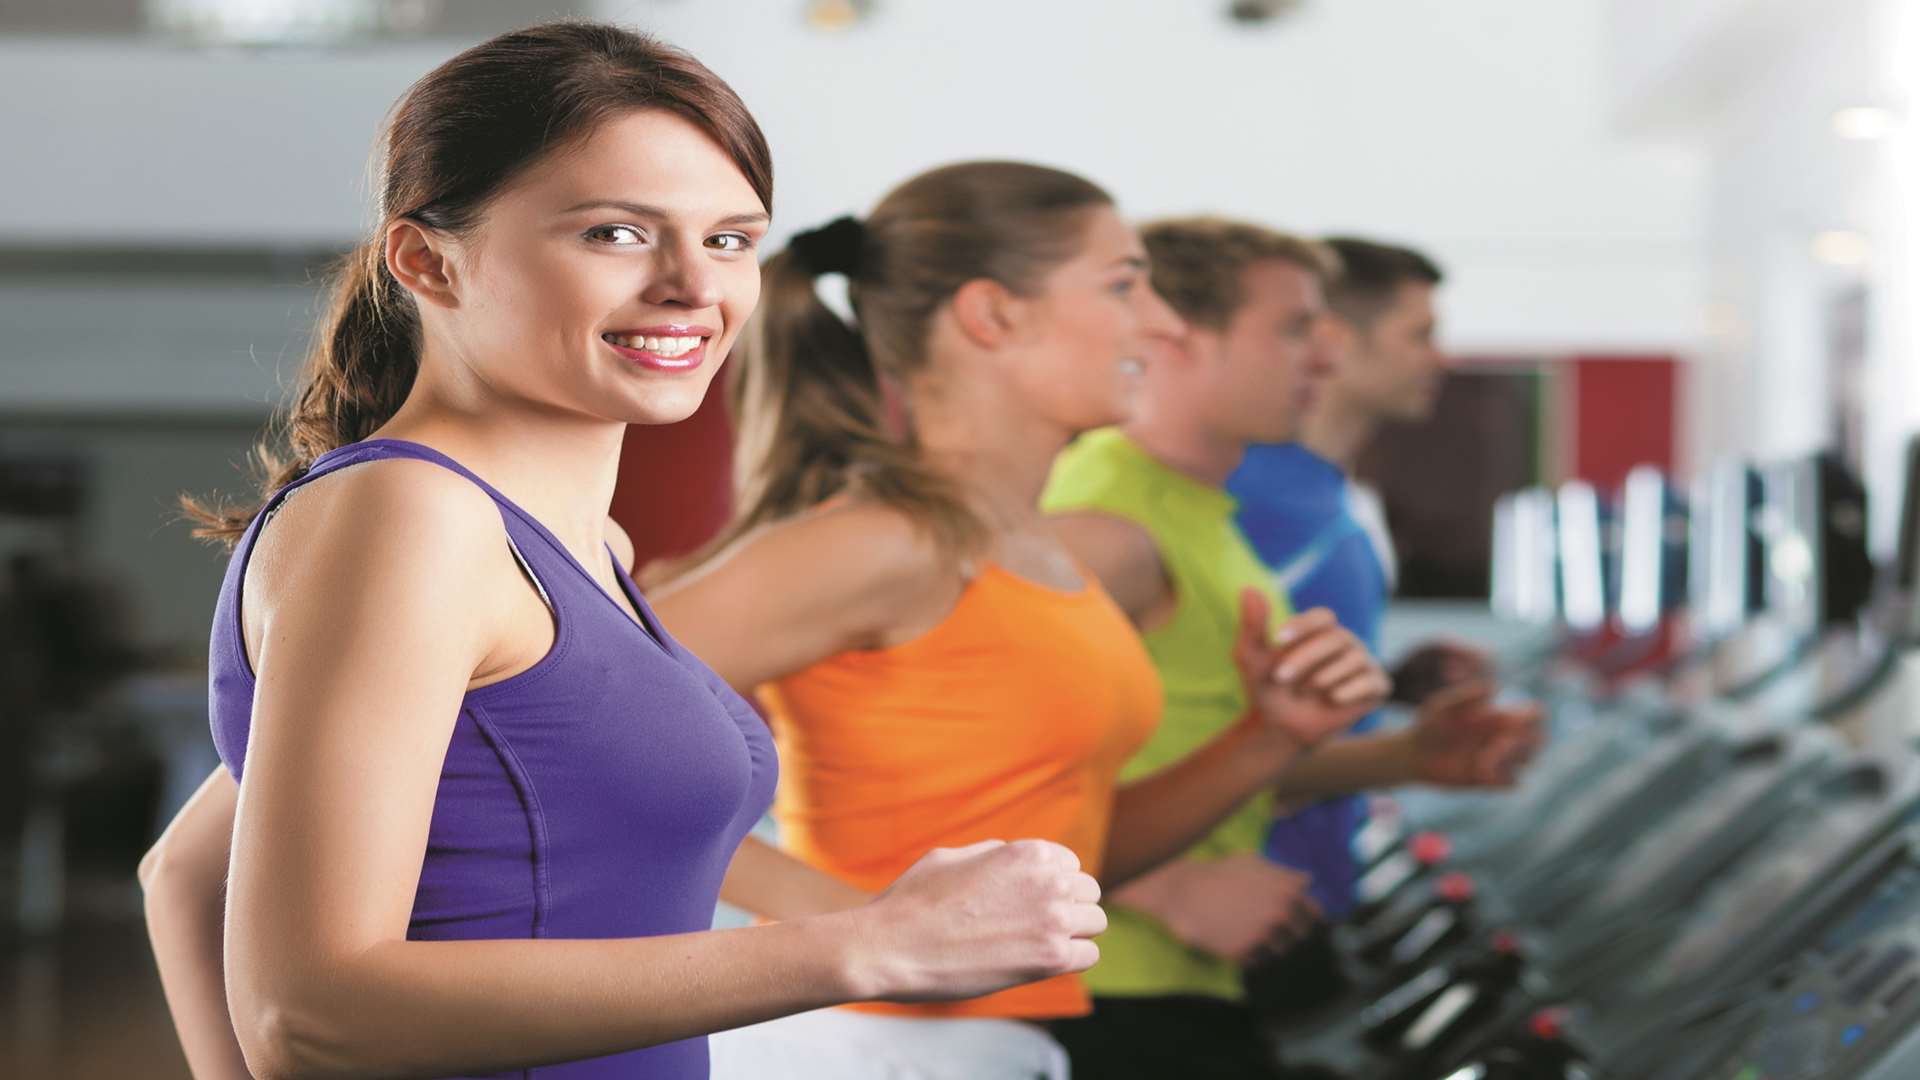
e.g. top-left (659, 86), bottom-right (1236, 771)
top-left (1617, 466), bottom-right (1667, 635)
top-left (1899, 435), bottom-right (1920, 640)
top-left (1757, 459), bottom-right (1823, 635)
top-left (1699, 462), bottom-right (1760, 635)
top-left (1558, 482), bottom-right (1607, 634)
top-left (1511, 488), bottom-right (1559, 626)
top-left (1490, 494), bottom-right (1518, 620)
top-left (1899, 435), bottom-right (1920, 592)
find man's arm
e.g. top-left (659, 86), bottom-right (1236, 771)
top-left (1049, 511), bottom-right (1177, 630)
top-left (1275, 682), bottom-right (1544, 804)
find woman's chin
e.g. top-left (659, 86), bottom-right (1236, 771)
top-left (619, 384), bottom-right (714, 427)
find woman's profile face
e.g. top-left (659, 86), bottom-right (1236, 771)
top-left (1000, 206), bottom-right (1184, 435)
top-left (439, 108), bottom-right (769, 427)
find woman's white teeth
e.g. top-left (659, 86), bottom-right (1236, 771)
top-left (606, 333), bottom-right (702, 356)
top-left (1118, 358), bottom-right (1146, 376)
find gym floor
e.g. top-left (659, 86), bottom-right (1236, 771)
top-left (3, 879), bottom-right (188, 1080)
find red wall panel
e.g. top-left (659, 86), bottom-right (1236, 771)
top-left (1570, 355), bottom-right (1678, 490)
top-left (608, 390), bottom-right (735, 571)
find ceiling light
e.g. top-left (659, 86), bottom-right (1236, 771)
top-left (1832, 106), bottom-right (1902, 141)
top-left (1812, 230), bottom-right (1873, 267)
top-left (146, 0), bottom-right (439, 44)
top-left (805, 0), bottom-right (873, 31)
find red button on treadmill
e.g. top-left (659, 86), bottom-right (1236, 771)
top-left (1435, 872), bottom-right (1476, 904)
top-left (1410, 831), bottom-right (1453, 866)
top-left (1530, 1007), bottom-right (1569, 1042)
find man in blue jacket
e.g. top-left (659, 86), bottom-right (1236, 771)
top-left (1232, 238), bottom-right (1494, 929)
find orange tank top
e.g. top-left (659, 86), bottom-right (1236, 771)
top-left (760, 562), bottom-right (1162, 1020)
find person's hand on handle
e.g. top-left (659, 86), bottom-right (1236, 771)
top-left (1390, 639), bottom-right (1496, 706)
top-left (1149, 855), bottom-right (1322, 966)
top-left (1409, 681), bottom-right (1546, 789)
top-left (846, 839), bottom-right (1105, 1003)
top-left (1232, 591), bottom-right (1390, 757)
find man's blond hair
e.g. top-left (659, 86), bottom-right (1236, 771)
top-left (1141, 216), bottom-right (1339, 330)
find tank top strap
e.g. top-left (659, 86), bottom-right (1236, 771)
top-left (252, 438), bottom-right (572, 605)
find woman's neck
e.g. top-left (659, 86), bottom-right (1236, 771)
top-left (376, 365), bottom-right (628, 558)
top-left (907, 373), bottom-right (1069, 536)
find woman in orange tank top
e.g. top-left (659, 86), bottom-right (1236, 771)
top-left (759, 560), bottom-right (1160, 1020)
top-left (647, 162), bottom-right (1390, 1077)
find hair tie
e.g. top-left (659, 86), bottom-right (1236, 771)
top-left (788, 215), bottom-right (867, 277)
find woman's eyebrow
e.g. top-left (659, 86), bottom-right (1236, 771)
top-left (558, 199), bottom-right (770, 229)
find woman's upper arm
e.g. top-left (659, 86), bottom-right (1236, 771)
top-left (649, 505), bottom-right (943, 693)
top-left (226, 463), bottom-right (510, 1001)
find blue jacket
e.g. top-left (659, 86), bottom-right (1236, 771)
top-left (1228, 442), bottom-right (1392, 917)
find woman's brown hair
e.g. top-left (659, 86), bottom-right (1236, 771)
top-left (185, 20), bottom-right (772, 545)
top-left (711, 161), bottom-right (1112, 561)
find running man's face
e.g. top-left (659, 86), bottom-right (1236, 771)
top-left (1191, 259), bottom-right (1337, 445)
top-left (1335, 281), bottom-right (1447, 423)
top-left (419, 107), bottom-right (770, 427)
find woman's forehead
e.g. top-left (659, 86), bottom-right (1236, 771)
top-left (513, 109), bottom-right (765, 218)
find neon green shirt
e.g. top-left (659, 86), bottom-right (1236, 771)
top-left (1042, 427), bottom-right (1289, 1002)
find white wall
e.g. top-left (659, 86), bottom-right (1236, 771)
top-left (0, 0), bottom-right (1708, 416)
top-left (1613, 0), bottom-right (1917, 552)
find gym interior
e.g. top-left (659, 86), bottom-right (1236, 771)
top-left (4, 2), bottom-right (1919, 1078)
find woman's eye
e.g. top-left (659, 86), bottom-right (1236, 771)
top-left (707, 233), bottom-right (754, 253)
top-left (1109, 277), bottom-right (1137, 296)
top-left (586, 224), bottom-right (646, 245)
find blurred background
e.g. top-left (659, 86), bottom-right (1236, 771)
top-left (0, 0), bottom-right (1914, 1075)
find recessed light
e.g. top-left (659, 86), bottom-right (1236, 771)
top-left (1812, 230), bottom-right (1873, 267)
top-left (1832, 106), bottom-right (1902, 141)
top-left (805, 0), bottom-right (871, 31)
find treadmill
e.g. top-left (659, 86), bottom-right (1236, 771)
top-left (1381, 467), bottom-right (1753, 877)
top-left (1427, 443), bottom-right (1920, 1080)
top-left (1551, 435), bottom-right (1920, 1080)
top-left (1271, 469), bottom-right (1762, 1049)
top-left (1288, 452), bottom-right (1890, 1079)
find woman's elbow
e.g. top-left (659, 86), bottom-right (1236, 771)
top-left (136, 836), bottom-right (169, 894)
top-left (138, 832), bottom-right (226, 902)
top-left (234, 1001), bottom-right (307, 1080)
top-left (233, 990), bottom-right (365, 1080)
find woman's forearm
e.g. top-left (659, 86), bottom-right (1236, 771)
top-left (720, 834), bottom-right (873, 920)
top-left (233, 913), bottom-right (873, 1080)
top-left (139, 767), bottom-right (253, 1080)
top-left (142, 854), bottom-right (254, 1080)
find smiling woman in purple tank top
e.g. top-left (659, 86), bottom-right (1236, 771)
top-left (137, 23), bottom-right (1104, 1080)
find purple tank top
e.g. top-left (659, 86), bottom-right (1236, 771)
top-left (207, 439), bottom-right (778, 1079)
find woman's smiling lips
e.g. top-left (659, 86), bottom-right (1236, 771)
top-left (601, 323), bottom-right (716, 371)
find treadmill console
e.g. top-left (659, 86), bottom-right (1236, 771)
top-left (1705, 833), bottom-right (1920, 1079)
top-left (1556, 735), bottom-right (1821, 927)
top-left (1633, 760), bottom-right (1919, 995)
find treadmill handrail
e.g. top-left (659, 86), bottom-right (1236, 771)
top-left (1719, 629), bottom-right (1823, 703)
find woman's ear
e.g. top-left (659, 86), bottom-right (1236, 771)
top-left (948, 277), bottom-right (1023, 350)
top-left (385, 220), bottom-right (460, 309)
